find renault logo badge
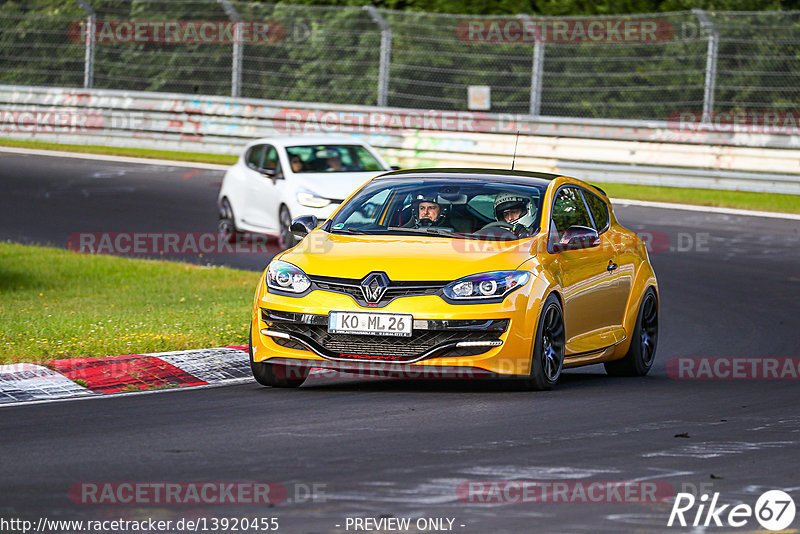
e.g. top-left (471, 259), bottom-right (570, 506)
top-left (360, 272), bottom-right (390, 303)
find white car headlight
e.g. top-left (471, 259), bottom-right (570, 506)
top-left (443, 271), bottom-right (529, 302)
top-left (266, 260), bottom-right (311, 294)
top-left (297, 190), bottom-right (331, 208)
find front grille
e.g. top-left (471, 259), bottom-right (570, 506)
top-left (314, 281), bottom-right (361, 299)
top-left (308, 274), bottom-right (446, 308)
top-left (261, 309), bottom-right (508, 363)
top-left (279, 324), bottom-right (501, 361)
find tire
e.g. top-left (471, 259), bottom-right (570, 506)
top-left (279, 205), bottom-right (296, 249)
top-left (523, 294), bottom-right (565, 391)
top-left (249, 327), bottom-right (308, 388)
top-left (218, 198), bottom-right (239, 243)
top-left (604, 288), bottom-right (658, 377)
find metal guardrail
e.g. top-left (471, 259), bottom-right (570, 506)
top-left (1, 85), bottom-right (798, 195)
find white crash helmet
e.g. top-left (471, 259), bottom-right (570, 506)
top-left (494, 192), bottom-right (535, 228)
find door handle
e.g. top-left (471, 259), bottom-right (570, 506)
top-left (607, 261), bottom-right (618, 272)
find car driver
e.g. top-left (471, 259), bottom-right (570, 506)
top-left (404, 193), bottom-right (448, 228)
top-left (494, 192), bottom-right (535, 236)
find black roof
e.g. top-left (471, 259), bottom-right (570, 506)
top-left (375, 168), bottom-right (559, 187)
top-left (374, 167), bottom-right (610, 196)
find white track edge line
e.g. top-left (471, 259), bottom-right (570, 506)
top-left (610, 197), bottom-right (800, 220)
top-left (0, 145), bottom-right (229, 170)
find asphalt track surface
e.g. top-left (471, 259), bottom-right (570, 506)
top-left (1, 151), bottom-right (799, 533)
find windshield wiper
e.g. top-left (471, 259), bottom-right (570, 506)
top-left (385, 227), bottom-right (479, 240)
top-left (331, 227), bottom-right (373, 235)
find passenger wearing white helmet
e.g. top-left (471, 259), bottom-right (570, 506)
top-left (493, 192), bottom-right (536, 235)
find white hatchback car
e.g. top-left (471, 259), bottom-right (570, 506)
top-left (218, 136), bottom-right (393, 247)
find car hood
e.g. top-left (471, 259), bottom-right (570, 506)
top-left (280, 231), bottom-right (536, 281)
top-left (293, 172), bottom-right (384, 201)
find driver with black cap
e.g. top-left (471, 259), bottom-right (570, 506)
top-left (403, 193), bottom-right (449, 228)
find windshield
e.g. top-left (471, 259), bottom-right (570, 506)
top-left (326, 179), bottom-right (547, 240)
top-left (285, 144), bottom-right (386, 173)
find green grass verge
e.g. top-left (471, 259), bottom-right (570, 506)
top-left (0, 242), bottom-right (257, 364)
top-left (0, 137), bottom-right (237, 166)
top-left (595, 182), bottom-right (800, 214)
top-left (2, 137), bottom-right (798, 214)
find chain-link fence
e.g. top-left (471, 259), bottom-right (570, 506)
top-left (1, 1), bottom-right (798, 120)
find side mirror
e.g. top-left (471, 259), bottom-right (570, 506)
top-left (553, 226), bottom-right (600, 252)
top-left (290, 215), bottom-right (318, 238)
top-left (390, 166), bottom-right (401, 170)
top-left (258, 167), bottom-right (284, 184)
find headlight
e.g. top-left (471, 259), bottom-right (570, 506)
top-left (443, 271), bottom-right (530, 302)
top-left (297, 190), bottom-right (331, 208)
top-left (266, 260), bottom-right (311, 294)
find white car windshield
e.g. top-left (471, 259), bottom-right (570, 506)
top-left (285, 144), bottom-right (386, 173)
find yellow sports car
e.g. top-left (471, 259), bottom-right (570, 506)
top-left (249, 169), bottom-right (658, 390)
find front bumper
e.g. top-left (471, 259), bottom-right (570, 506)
top-left (255, 357), bottom-right (501, 380)
top-left (261, 308), bottom-right (508, 363)
top-left (252, 284), bottom-right (542, 376)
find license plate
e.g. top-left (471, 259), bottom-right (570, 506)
top-left (328, 311), bottom-right (413, 337)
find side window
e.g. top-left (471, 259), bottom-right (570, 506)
top-left (550, 186), bottom-right (592, 245)
top-left (583, 190), bottom-right (610, 233)
top-left (262, 146), bottom-right (279, 172)
top-left (285, 146), bottom-right (313, 172)
top-left (335, 189), bottom-right (391, 226)
top-left (246, 145), bottom-right (265, 170)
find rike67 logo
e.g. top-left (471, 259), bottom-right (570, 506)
top-left (668, 490), bottom-right (796, 530)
